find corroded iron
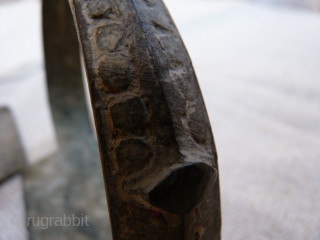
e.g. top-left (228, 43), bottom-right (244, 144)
top-left (27, 0), bottom-right (221, 238)
top-left (68, 0), bottom-right (221, 239)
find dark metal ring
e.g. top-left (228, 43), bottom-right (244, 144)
top-left (41, 0), bottom-right (221, 239)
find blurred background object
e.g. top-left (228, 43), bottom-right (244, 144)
top-left (0, 108), bottom-right (27, 240)
top-left (0, 0), bottom-right (57, 163)
top-left (0, 0), bottom-right (319, 239)
top-left (0, 0), bottom-right (57, 239)
top-left (0, 108), bottom-right (25, 182)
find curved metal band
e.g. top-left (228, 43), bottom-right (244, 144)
top-left (41, 0), bottom-right (221, 239)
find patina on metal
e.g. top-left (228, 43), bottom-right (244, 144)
top-left (26, 0), bottom-right (220, 238)
top-left (68, 0), bottom-right (221, 239)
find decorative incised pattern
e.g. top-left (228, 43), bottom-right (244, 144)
top-left (87, 0), bottom-right (119, 19)
top-left (116, 139), bottom-right (151, 173)
top-left (111, 97), bottom-right (147, 133)
top-left (98, 55), bottom-right (132, 92)
top-left (96, 24), bottom-right (125, 52)
top-left (69, 0), bottom-right (221, 239)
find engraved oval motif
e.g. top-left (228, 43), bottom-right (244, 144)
top-left (97, 24), bottom-right (124, 52)
top-left (87, 0), bottom-right (119, 19)
top-left (98, 55), bottom-right (131, 92)
top-left (116, 139), bottom-right (151, 172)
top-left (155, 35), bottom-right (187, 70)
top-left (111, 97), bottom-right (147, 132)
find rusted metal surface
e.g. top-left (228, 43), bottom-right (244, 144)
top-left (25, 0), bottom-right (221, 238)
top-left (69, 0), bottom-right (221, 239)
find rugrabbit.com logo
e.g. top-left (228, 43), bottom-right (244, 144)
top-left (11, 214), bottom-right (90, 229)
